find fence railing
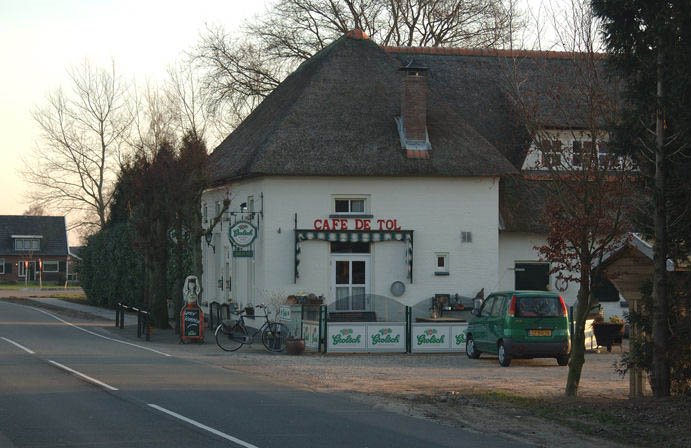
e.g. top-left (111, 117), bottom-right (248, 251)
top-left (115, 303), bottom-right (153, 341)
top-left (208, 301), bottom-right (233, 330)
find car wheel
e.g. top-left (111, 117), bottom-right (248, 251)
top-left (498, 342), bottom-right (511, 367)
top-left (557, 355), bottom-right (569, 366)
top-left (466, 337), bottom-right (481, 359)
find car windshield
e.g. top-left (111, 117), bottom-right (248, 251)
top-left (516, 296), bottom-right (562, 317)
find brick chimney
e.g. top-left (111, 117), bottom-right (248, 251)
top-left (397, 60), bottom-right (430, 158)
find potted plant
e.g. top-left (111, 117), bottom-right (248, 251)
top-left (592, 315), bottom-right (625, 352)
top-left (285, 336), bottom-right (305, 355)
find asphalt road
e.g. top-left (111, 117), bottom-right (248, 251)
top-left (0, 301), bottom-right (530, 448)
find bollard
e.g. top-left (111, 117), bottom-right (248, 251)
top-left (145, 314), bottom-right (151, 341)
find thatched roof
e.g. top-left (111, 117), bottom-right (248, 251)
top-left (498, 175), bottom-right (549, 233)
top-left (209, 33), bottom-right (620, 220)
top-left (208, 35), bottom-right (518, 185)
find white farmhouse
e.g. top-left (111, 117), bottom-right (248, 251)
top-left (201, 30), bottom-right (624, 321)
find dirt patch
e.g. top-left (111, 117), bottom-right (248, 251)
top-left (207, 350), bottom-right (689, 448)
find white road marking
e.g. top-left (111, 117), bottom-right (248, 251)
top-left (0, 337), bottom-right (35, 354)
top-left (48, 360), bottom-right (119, 391)
top-left (148, 404), bottom-right (260, 448)
top-left (26, 305), bottom-right (172, 357)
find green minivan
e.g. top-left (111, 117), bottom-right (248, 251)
top-left (465, 291), bottom-right (571, 367)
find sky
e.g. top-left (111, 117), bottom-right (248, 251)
top-left (0, 0), bottom-right (569, 243)
top-left (0, 0), bottom-right (267, 225)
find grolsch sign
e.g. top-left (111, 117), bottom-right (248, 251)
top-left (228, 221), bottom-right (257, 247)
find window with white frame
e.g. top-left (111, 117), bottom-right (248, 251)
top-left (0, 259), bottom-right (4, 274)
top-left (14, 239), bottom-right (40, 251)
top-left (434, 252), bottom-right (449, 275)
top-left (541, 140), bottom-right (562, 167)
top-left (43, 260), bottom-right (59, 273)
top-left (333, 197), bottom-right (367, 215)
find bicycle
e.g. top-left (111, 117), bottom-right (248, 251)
top-left (214, 304), bottom-right (290, 352)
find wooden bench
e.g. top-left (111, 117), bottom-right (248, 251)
top-left (328, 311), bottom-right (377, 322)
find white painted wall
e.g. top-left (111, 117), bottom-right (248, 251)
top-left (498, 232), bottom-right (579, 304)
top-left (202, 176), bottom-right (500, 310)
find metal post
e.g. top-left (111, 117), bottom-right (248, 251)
top-left (145, 314), bottom-right (151, 342)
top-left (115, 304), bottom-right (120, 328)
top-left (405, 306), bottom-right (412, 353)
top-left (569, 306), bottom-right (575, 344)
top-left (136, 310), bottom-right (142, 338)
top-left (319, 305), bottom-right (327, 353)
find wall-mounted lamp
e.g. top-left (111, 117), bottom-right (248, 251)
top-left (205, 231), bottom-right (215, 253)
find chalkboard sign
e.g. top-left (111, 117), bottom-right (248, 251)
top-left (180, 305), bottom-right (204, 342)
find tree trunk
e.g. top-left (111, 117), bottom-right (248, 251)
top-left (565, 265), bottom-right (591, 396)
top-left (651, 44), bottom-right (670, 397)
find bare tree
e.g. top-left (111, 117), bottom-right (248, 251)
top-left (193, 0), bottom-right (523, 133)
top-left (129, 81), bottom-right (178, 160)
top-left (23, 204), bottom-right (45, 216)
top-left (507, 0), bottom-right (633, 397)
top-left (27, 61), bottom-right (131, 231)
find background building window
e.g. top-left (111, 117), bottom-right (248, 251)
top-left (541, 140), bottom-right (562, 167)
top-left (0, 259), bottom-right (4, 274)
top-left (14, 239), bottom-right (40, 251)
top-left (461, 231), bottom-right (472, 243)
top-left (43, 260), bottom-right (59, 273)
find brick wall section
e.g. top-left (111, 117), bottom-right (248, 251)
top-left (401, 72), bottom-right (427, 142)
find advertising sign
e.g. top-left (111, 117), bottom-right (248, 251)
top-left (302, 322), bottom-right (320, 349)
top-left (327, 324), bottom-right (367, 352)
top-left (411, 323), bottom-right (468, 353)
top-left (367, 324), bottom-right (406, 352)
top-left (228, 221), bottom-right (257, 247)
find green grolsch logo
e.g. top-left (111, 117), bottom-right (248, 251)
top-left (371, 328), bottom-right (401, 345)
top-left (332, 328), bottom-right (361, 345)
top-left (228, 221), bottom-right (257, 247)
top-left (416, 328), bottom-right (445, 345)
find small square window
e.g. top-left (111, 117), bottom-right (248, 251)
top-left (461, 231), bottom-right (472, 243)
top-left (334, 198), bottom-right (367, 215)
top-left (0, 258), bottom-right (4, 275)
top-left (434, 253), bottom-right (449, 275)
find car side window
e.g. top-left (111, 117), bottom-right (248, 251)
top-left (490, 296), bottom-right (506, 317)
top-left (480, 297), bottom-right (495, 317)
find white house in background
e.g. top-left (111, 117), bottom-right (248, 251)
top-left (201, 30), bottom-right (625, 319)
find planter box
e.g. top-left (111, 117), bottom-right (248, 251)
top-left (593, 323), bottom-right (624, 352)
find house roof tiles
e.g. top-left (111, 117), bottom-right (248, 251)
top-left (0, 216), bottom-right (68, 256)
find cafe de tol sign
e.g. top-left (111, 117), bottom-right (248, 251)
top-left (228, 221), bottom-right (257, 247)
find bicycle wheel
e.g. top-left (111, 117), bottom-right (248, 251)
top-left (261, 322), bottom-right (289, 352)
top-left (215, 321), bottom-right (246, 352)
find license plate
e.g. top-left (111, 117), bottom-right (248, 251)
top-left (529, 329), bottom-right (552, 337)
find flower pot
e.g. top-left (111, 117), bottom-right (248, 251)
top-left (286, 338), bottom-right (305, 355)
top-left (593, 322), bottom-right (624, 352)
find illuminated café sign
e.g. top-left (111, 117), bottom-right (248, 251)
top-left (312, 218), bottom-right (401, 231)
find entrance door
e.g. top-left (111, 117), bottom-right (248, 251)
top-left (332, 256), bottom-right (370, 311)
top-left (515, 262), bottom-right (550, 291)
